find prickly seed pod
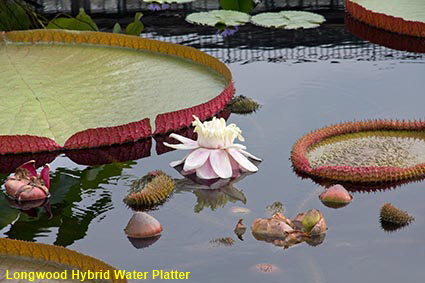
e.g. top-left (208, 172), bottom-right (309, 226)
top-left (380, 203), bottom-right (414, 230)
top-left (124, 211), bottom-right (163, 238)
top-left (319, 184), bottom-right (353, 209)
top-left (226, 95), bottom-right (261, 114)
top-left (124, 171), bottom-right (175, 211)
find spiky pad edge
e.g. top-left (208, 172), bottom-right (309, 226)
top-left (345, 0), bottom-right (425, 38)
top-left (0, 238), bottom-right (127, 283)
top-left (2, 30), bottom-right (233, 154)
top-left (291, 119), bottom-right (425, 183)
top-left (345, 14), bottom-right (425, 53)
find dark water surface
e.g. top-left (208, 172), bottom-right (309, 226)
top-left (1, 22), bottom-right (425, 283)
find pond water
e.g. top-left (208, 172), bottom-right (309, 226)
top-left (1, 17), bottom-right (425, 283)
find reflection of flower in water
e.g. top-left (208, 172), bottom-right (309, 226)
top-left (174, 168), bottom-right (256, 212)
top-left (165, 115), bottom-right (261, 179)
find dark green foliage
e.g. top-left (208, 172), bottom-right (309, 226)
top-left (220, 0), bottom-right (254, 14)
top-left (125, 12), bottom-right (144, 36)
top-left (0, 0), bottom-right (31, 31)
top-left (47, 8), bottom-right (98, 31)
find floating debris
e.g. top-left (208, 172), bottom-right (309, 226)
top-left (319, 184), bottom-right (353, 209)
top-left (234, 219), bottom-right (247, 240)
top-left (124, 171), bottom-right (175, 211)
top-left (265, 201), bottom-right (284, 215)
top-left (230, 206), bottom-right (251, 214)
top-left (252, 263), bottom-right (282, 273)
top-left (124, 211), bottom-right (163, 238)
top-left (252, 207), bottom-right (327, 248)
top-left (226, 95), bottom-right (261, 114)
top-left (210, 237), bottom-right (235, 247)
top-left (380, 203), bottom-right (414, 231)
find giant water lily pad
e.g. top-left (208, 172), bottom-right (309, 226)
top-left (0, 238), bottom-right (126, 283)
top-left (291, 120), bottom-right (425, 183)
top-left (0, 30), bottom-right (233, 154)
top-left (251, 11), bottom-right (325, 29)
top-left (346, 0), bottom-right (425, 37)
top-left (186, 10), bottom-right (251, 27)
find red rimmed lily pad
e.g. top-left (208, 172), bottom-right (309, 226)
top-left (0, 30), bottom-right (233, 154)
top-left (291, 120), bottom-right (425, 183)
top-left (346, 0), bottom-right (425, 37)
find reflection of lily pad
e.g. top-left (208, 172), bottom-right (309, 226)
top-left (0, 30), bottom-right (233, 154)
top-left (0, 238), bottom-right (126, 283)
top-left (186, 10), bottom-right (251, 27)
top-left (292, 120), bottom-right (425, 183)
top-left (251, 11), bottom-right (325, 29)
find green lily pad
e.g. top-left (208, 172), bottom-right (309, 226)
top-left (186, 10), bottom-right (251, 27)
top-left (0, 30), bottom-right (232, 154)
top-left (251, 11), bottom-right (325, 29)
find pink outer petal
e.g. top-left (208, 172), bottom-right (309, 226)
top-left (239, 149), bottom-right (262, 161)
top-left (227, 148), bottom-right (258, 172)
top-left (40, 164), bottom-right (50, 189)
top-left (169, 133), bottom-right (198, 146)
top-left (196, 160), bottom-right (219, 179)
top-left (163, 142), bottom-right (199, 150)
top-left (19, 160), bottom-right (37, 177)
top-left (209, 150), bottom-right (232, 179)
top-left (184, 148), bottom-right (211, 171)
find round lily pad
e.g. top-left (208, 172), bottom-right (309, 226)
top-left (291, 120), bottom-right (425, 183)
top-left (186, 10), bottom-right (251, 27)
top-left (0, 30), bottom-right (233, 154)
top-left (251, 11), bottom-right (325, 29)
top-left (346, 0), bottom-right (425, 37)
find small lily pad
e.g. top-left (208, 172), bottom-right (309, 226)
top-left (251, 11), bottom-right (325, 29)
top-left (186, 10), bottom-right (251, 27)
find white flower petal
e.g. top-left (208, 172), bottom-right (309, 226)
top-left (170, 159), bottom-right (185, 167)
top-left (225, 143), bottom-right (247, 150)
top-left (227, 148), bottom-right (258, 172)
top-left (169, 133), bottom-right (198, 146)
top-left (209, 150), bottom-right (232, 179)
top-left (239, 149), bottom-right (262, 161)
top-left (196, 160), bottom-right (219, 179)
top-left (163, 142), bottom-right (199, 150)
top-left (184, 148), bottom-right (211, 171)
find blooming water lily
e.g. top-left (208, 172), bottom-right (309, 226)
top-left (164, 115), bottom-right (261, 179)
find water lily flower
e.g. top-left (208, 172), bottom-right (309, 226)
top-left (148, 3), bottom-right (161, 11)
top-left (147, 2), bottom-right (170, 11)
top-left (217, 26), bottom-right (239, 37)
top-left (164, 115), bottom-right (261, 179)
top-left (4, 160), bottom-right (50, 201)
